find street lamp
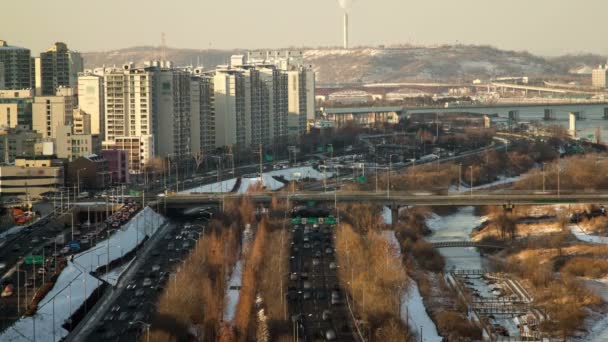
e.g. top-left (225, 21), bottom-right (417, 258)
top-left (76, 168), bottom-right (87, 198)
top-left (130, 321), bottom-right (150, 342)
top-left (469, 165), bottom-right (474, 197)
top-left (388, 154), bottom-right (398, 199)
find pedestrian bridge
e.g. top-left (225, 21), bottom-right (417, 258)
top-left (430, 241), bottom-right (505, 249)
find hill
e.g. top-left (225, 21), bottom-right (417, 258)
top-left (83, 45), bottom-right (606, 84)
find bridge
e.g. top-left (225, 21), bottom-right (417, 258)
top-left (321, 102), bottom-right (608, 127)
top-left (160, 191), bottom-right (608, 210)
top-left (430, 241), bottom-right (505, 249)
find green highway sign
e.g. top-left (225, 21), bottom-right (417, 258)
top-left (24, 255), bottom-right (44, 265)
top-left (356, 176), bottom-right (367, 184)
top-left (264, 154), bottom-right (274, 162)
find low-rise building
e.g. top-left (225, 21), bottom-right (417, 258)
top-left (1, 156), bottom-right (64, 199)
top-left (0, 125), bottom-right (41, 163)
top-left (101, 149), bottom-right (129, 184)
top-left (66, 154), bottom-right (111, 192)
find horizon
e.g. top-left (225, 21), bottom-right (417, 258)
top-left (4, 0), bottom-right (608, 56)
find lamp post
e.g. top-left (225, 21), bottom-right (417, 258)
top-left (76, 168), bottom-right (87, 198)
top-left (542, 162), bottom-right (546, 192)
top-left (388, 154), bottom-right (398, 199)
top-left (469, 165), bottom-right (474, 197)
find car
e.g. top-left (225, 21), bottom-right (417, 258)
top-left (322, 310), bottom-right (332, 321)
top-left (325, 247), bottom-right (333, 255)
top-left (143, 278), bottom-right (152, 287)
top-left (303, 243), bottom-right (311, 249)
top-left (316, 290), bottom-right (327, 300)
top-left (110, 305), bottom-right (120, 312)
top-left (329, 262), bottom-right (337, 270)
top-left (290, 273), bottom-right (298, 281)
top-left (103, 313), bottom-right (115, 322)
top-left (0, 262), bottom-right (6, 270)
top-left (325, 329), bottom-right (337, 341)
top-left (302, 291), bottom-right (312, 300)
top-left (128, 299), bottom-right (138, 308)
top-left (312, 258), bottom-right (320, 266)
top-left (118, 311), bottom-right (130, 321)
top-left (135, 289), bottom-right (145, 297)
top-left (303, 281), bottom-right (312, 290)
top-left (126, 282), bottom-right (137, 291)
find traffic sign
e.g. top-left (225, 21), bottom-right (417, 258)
top-left (69, 241), bottom-right (81, 250)
top-left (24, 255), bottom-right (44, 265)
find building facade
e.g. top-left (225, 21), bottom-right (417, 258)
top-left (101, 149), bottom-right (129, 184)
top-left (190, 71), bottom-right (215, 156)
top-left (0, 89), bottom-right (34, 128)
top-left (102, 64), bottom-right (155, 173)
top-left (0, 125), bottom-right (40, 163)
top-left (1, 158), bottom-right (64, 199)
top-left (0, 40), bottom-right (32, 90)
top-left (35, 42), bottom-right (83, 96)
top-left (32, 87), bottom-right (76, 139)
top-left (66, 154), bottom-right (111, 191)
top-left (592, 65), bottom-right (608, 88)
top-left (77, 73), bottom-right (104, 138)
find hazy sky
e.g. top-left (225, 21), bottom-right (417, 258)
top-left (3, 0), bottom-right (607, 56)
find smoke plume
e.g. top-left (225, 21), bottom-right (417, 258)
top-left (337, 0), bottom-right (355, 10)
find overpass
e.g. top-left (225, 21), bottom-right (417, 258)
top-left (159, 191), bottom-right (608, 210)
top-left (430, 241), bottom-right (505, 249)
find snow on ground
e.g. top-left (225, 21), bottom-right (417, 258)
top-left (180, 178), bottom-right (237, 194)
top-left (99, 257), bottom-right (135, 286)
top-left (267, 166), bottom-right (332, 181)
top-left (73, 207), bottom-right (166, 272)
top-left (237, 175), bottom-right (285, 193)
top-left (0, 207), bottom-right (166, 342)
top-left (382, 206), bottom-right (392, 225)
top-left (182, 166), bottom-right (332, 194)
top-left (450, 175), bottom-right (522, 193)
top-left (569, 225), bottom-right (608, 244)
top-left (223, 260), bottom-right (243, 322)
top-left (382, 231), bottom-right (441, 341)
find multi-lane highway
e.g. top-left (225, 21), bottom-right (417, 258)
top-left (289, 211), bottom-right (356, 341)
top-left (162, 190), bottom-right (608, 209)
top-left (68, 220), bottom-right (205, 342)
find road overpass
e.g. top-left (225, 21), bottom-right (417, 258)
top-left (159, 191), bottom-right (608, 210)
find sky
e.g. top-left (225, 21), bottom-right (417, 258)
top-left (2, 0), bottom-right (607, 56)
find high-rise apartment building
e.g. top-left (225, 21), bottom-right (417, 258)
top-left (0, 40), bottom-right (32, 90)
top-left (592, 64), bottom-right (608, 88)
top-left (150, 63), bottom-right (192, 158)
top-left (77, 73), bottom-right (104, 138)
top-left (247, 50), bottom-right (315, 136)
top-left (0, 89), bottom-right (34, 129)
top-left (32, 87), bottom-right (76, 139)
top-left (213, 67), bottom-right (246, 148)
top-left (190, 70), bottom-right (215, 156)
top-left (35, 42), bottom-right (83, 96)
top-left (102, 64), bottom-right (155, 173)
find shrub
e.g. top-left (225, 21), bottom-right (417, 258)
top-left (435, 311), bottom-right (482, 340)
top-left (561, 257), bottom-right (608, 278)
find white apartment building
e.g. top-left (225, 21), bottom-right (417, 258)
top-left (190, 70), bottom-right (215, 156)
top-left (152, 64), bottom-right (192, 158)
top-left (213, 68), bottom-right (245, 148)
top-left (592, 65), bottom-right (608, 88)
top-left (102, 64), bottom-right (155, 173)
top-left (78, 73), bottom-right (104, 138)
top-left (32, 87), bottom-right (76, 139)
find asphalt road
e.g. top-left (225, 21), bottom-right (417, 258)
top-left (289, 219), bottom-right (355, 341)
top-left (70, 219), bottom-right (206, 342)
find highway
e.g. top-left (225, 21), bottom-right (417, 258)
top-left (161, 191), bottom-right (608, 208)
top-left (289, 213), bottom-right (356, 341)
top-left (68, 220), bottom-right (205, 342)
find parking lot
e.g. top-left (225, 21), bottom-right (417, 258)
top-left (288, 217), bottom-right (355, 341)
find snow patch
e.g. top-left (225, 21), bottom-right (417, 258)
top-left (223, 261), bottom-right (243, 322)
top-left (0, 207), bottom-right (166, 342)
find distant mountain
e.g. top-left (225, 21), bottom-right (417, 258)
top-left (83, 45), bottom-right (606, 84)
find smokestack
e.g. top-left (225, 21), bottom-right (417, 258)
top-left (343, 11), bottom-right (349, 49)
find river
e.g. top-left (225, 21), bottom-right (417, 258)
top-left (425, 206), bottom-right (486, 270)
